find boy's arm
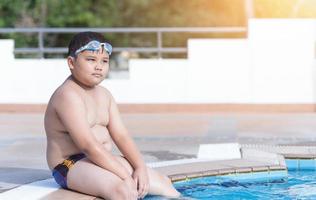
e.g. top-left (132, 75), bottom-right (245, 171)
top-left (107, 92), bottom-right (149, 198)
top-left (54, 91), bottom-right (131, 180)
top-left (107, 93), bottom-right (146, 169)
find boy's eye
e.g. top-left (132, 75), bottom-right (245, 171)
top-left (87, 58), bottom-right (95, 61)
top-left (103, 60), bottom-right (108, 63)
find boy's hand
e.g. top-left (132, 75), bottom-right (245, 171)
top-left (132, 167), bottom-right (149, 199)
top-left (124, 177), bottom-right (138, 199)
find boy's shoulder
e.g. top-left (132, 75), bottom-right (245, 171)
top-left (50, 83), bottom-right (113, 105)
top-left (49, 83), bottom-right (81, 107)
top-left (94, 85), bottom-right (115, 104)
top-left (96, 85), bottom-right (112, 96)
top-left (48, 78), bottom-right (115, 109)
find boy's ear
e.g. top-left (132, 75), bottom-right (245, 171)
top-left (67, 56), bottom-right (75, 70)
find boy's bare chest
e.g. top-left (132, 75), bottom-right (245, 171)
top-left (84, 94), bottom-right (109, 127)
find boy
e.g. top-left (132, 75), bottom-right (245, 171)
top-left (44, 32), bottom-right (180, 200)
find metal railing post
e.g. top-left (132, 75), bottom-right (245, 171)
top-left (38, 30), bottom-right (44, 58)
top-left (157, 30), bottom-right (162, 58)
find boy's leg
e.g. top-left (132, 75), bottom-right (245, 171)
top-left (115, 156), bottom-right (181, 198)
top-left (66, 157), bottom-right (136, 200)
top-left (146, 167), bottom-right (181, 197)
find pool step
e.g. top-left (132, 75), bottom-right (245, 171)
top-left (154, 158), bottom-right (287, 182)
top-left (152, 143), bottom-right (287, 181)
top-left (241, 144), bottom-right (316, 158)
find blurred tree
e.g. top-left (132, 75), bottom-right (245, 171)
top-left (0, 0), bottom-right (247, 27)
top-left (4, 0), bottom-right (315, 58)
top-left (0, 0), bottom-right (247, 52)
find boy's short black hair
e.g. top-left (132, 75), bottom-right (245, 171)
top-left (67, 31), bottom-right (106, 56)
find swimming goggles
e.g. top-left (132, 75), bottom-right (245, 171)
top-left (74, 40), bottom-right (112, 56)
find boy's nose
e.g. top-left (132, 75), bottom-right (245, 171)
top-left (95, 64), bottom-right (103, 71)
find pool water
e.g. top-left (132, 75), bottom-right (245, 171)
top-left (145, 158), bottom-right (316, 200)
top-left (172, 170), bottom-right (316, 199)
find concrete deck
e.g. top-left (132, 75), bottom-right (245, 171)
top-left (1, 112), bottom-right (316, 199)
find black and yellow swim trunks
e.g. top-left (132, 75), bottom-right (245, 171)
top-left (52, 153), bottom-right (86, 189)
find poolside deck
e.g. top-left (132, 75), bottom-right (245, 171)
top-left (1, 111), bottom-right (316, 199)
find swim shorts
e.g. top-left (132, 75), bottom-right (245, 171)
top-left (52, 153), bottom-right (86, 189)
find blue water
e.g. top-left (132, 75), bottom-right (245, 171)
top-left (145, 158), bottom-right (316, 200)
top-left (170, 170), bottom-right (316, 200)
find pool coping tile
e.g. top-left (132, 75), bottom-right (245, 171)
top-left (235, 167), bottom-right (253, 173)
top-left (250, 166), bottom-right (269, 172)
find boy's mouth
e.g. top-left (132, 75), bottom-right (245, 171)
top-left (92, 73), bottom-right (102, 78)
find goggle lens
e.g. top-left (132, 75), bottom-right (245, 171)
top-left (74, 40), bottom-right (112, 56)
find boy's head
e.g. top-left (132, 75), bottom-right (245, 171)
top-left (67, 32), bottom-right (112, 87)
top-left (67, 32), bottom-right (112, 57)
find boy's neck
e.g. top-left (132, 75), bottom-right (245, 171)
top-left (69, 75), bottom-right (95, 90)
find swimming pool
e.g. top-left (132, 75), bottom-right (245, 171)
top-left (146, 159), bottom-right (316, 200)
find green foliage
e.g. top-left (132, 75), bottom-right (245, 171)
top-left (0, 0), bottom-right (30, 27)
top-left (0, 0), bottom-right (247, 27)
top-left (1, 0), bottom-right (287, 58)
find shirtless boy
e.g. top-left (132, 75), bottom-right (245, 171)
top-left (44, 32), bottom-right (180, 200)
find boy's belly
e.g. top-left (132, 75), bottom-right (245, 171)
top-left (91, 124), bottom-right (113, 151)
top-left (47, 125), bottom-right (113, 169)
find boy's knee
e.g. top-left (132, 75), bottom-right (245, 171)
top-left (111, 182), bottom-right (130, 200)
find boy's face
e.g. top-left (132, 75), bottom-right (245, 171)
top-left (68, 49), bottom-right (109, 88)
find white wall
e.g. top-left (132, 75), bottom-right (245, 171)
top-left (187, 39), bottom-right (251, 103)
top-left (103, 59), bottom-right (188, 103)
top-left (249, 19), bottom-right (316, 103)
top-left (0, 40), bottom-right (69, 103)
top-left (0, 19), bottom-right (315, 104)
